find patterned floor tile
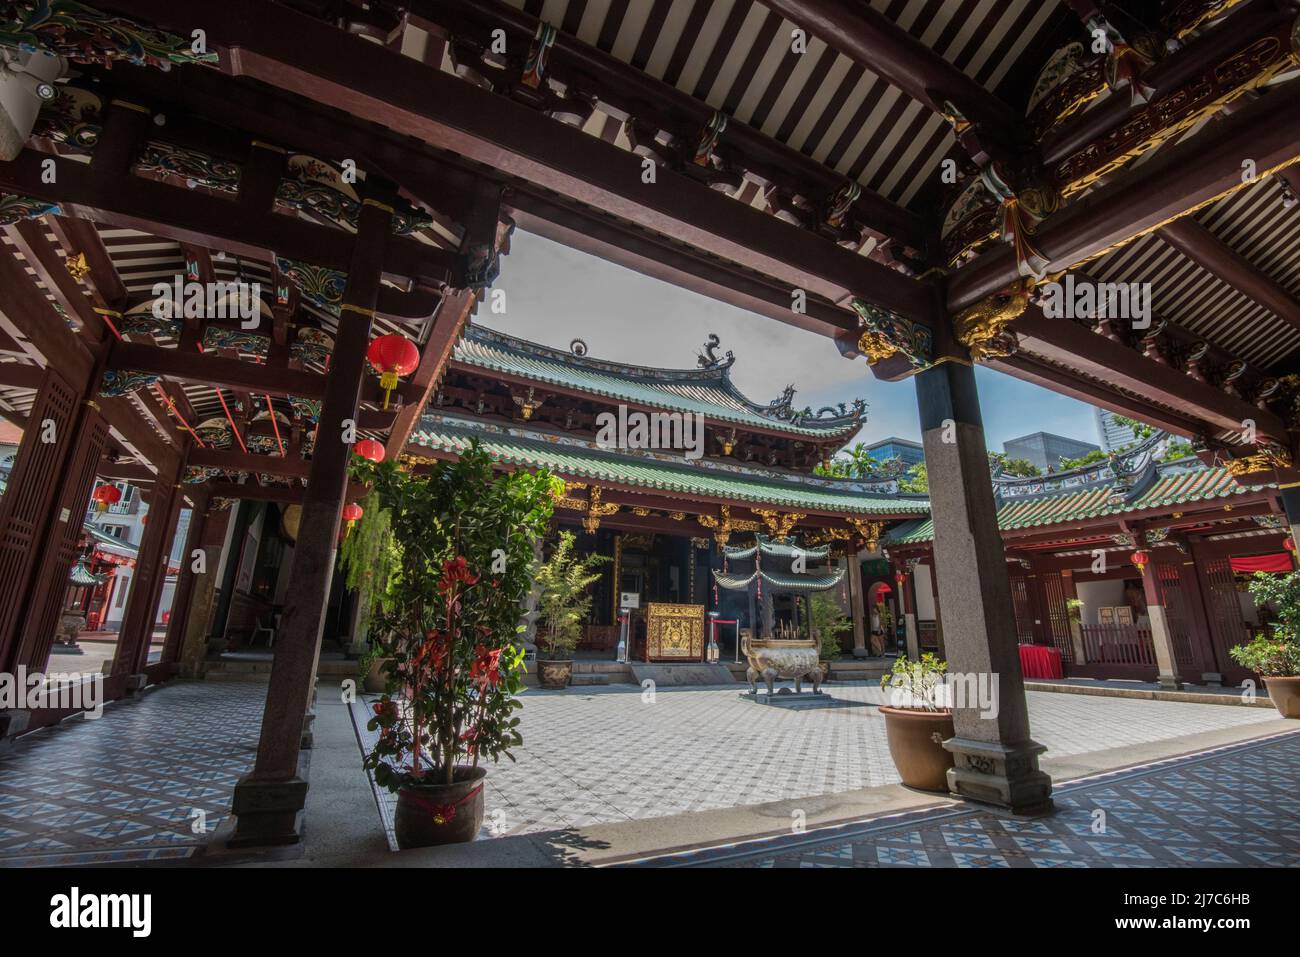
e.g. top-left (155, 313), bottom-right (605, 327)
top-left (631, 731), bottom-right (1300, 869)
top-left (0, 680), bottom-right (265, 867)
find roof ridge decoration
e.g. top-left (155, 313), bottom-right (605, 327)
top-left (416, 411), bottom-right (914, 499)
top-left (455, 325), bottom-right (868, 434)
top-left (993, 430), bottom-right (1172, 502)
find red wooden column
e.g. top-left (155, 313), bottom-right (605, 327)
top-left (0, 371), bottom-right (109, 675)
top-left (109, 463), bottom-right (186, 688)
top-left (899, 561), bottom-right (920, 660)
top-left (1137, 552), bottom-right (1184, 691)
top-left (229, 187), bottom-right (393, 847)
top-left (159, 502), bottom-right (209, 668)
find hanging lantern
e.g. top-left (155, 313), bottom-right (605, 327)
top-left (91, 484), bottom-right (122, 513)
top-left (895, 570), bottom-right (906, 585)
top-left (1131, 549), bottom-right (1149, 573)
top-left (342, 502), bottom-right (364, 536)
top-left (366, 334), bottom-right (420, 410)
top-left (354, 438), bottom-right (386, 463)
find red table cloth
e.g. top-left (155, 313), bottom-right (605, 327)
top-left (1018, 643), bottom-right (1064, 680)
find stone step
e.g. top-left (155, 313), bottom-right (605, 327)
top-left (570, 673), bottom-right (610, 686)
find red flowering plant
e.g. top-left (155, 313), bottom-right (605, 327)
top-left (350, 442), bottom-right (558, 790)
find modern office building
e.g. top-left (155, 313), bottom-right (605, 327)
top-left (862, 437), bottom-right (925, 468)
top-left (1003, 431), bottom-right (1101, 473)
top-left (1095, 408), bottom-right (1143, 451)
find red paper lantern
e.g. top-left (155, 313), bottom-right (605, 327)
top-left (894, 571), bottom-right (906, 585)
top-left (353, 438), bottom-right (386, 463)
top-left (1131, 550), bottom-right (1149, 573)
top-left (367, 334), bottom-right (419, 410)
top-left (342, 502), bottom-right (364, 536)
top-left (92, 484), bottom-right (122, 513)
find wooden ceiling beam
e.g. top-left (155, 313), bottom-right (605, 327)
top-left (411, 0), bottom-right (929, 252)
top-left (949, 87), bottom-right (1300, 311)
top-left (188, 446), bottom-right (311, 479)
top-left (505, 191), bottom-right (856, 339)
top-left (90, 0), bottom-right (936, 329)
top-left (1007, 306), bottom-right (1287, 440)
top-left (0, 150), bottom-right (460, 293)
top-left (758, 0), bottom-right (1018, 162)
top-left (1157, 218), bottom-right (1300, 332)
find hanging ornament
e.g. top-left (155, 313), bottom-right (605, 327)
top-left (91, 484), bottom-right (122, 513)
top-left (366, 334), bottom-right (419, 410)
top-left (342, 502), bottom-right (364, 536)
top-left (353, 438), bottom-right (386, 463)
top-left (1131, 550), bottom-right (1149, 573)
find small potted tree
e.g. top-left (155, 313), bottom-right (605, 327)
top-left (534, 531), bottom-right (606, 689)
top-left (1231, 571), bottom-right (1300, 718)
top-left (354, 443), bottom-right (557, 848)
top-left (878, 653), bottom-right (955, 791)
top-left (810, 591), bottom-right (848, 682)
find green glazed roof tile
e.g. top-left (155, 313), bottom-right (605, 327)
top-left (410, 419), bottom-right (926, 517)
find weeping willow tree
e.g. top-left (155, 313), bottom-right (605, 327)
top-left (338, 492), bottom-right (399, 657)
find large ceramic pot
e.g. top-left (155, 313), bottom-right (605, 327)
top-left (1263, 676), bottom-right (1300, 718)
top-left (394, 766), bottom-right (487, 848)
top-left (879, 706), bottom-right (955, 792)
top-left (537, 659), bottom-right (573, 690)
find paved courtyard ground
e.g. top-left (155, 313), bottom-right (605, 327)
top-left (633, 729), bottom-right (1300, 868)
top-left (352, 680), bottom-right (1281, 841)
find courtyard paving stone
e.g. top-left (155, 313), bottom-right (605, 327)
top-left (628, 729), bottom-right (1300, 868)
top-left (352, 679), bottom-right (1280, 841)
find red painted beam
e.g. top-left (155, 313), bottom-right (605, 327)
top-left (759, 0), bottom-right (1017, 152)
top-left (1157, 218), bottom-right (1300, 331)
top-left (1007, 306), bottom-right (1287, 440)
top-left (413, 0), bottom-right (928, 252)
top-left (91, 0), bottom-right (936, 328)
top-left (948, 89), bottom-right (1300, 310)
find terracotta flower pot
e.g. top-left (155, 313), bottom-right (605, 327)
top-left (394, 766), bottom-right (487, 848)
top-left (879, 706), bottom-right (955, 792)
top-left (1263, 676), bottom-right (1300, 718)
top-left (537, 659), bottom-right (573, 690)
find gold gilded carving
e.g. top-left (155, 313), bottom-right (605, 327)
top-left (751, 508), bottom-right (805, 542)
top-left (953, 280), bottom-right (1032, 362)
top-left (645, 602), bottom-right (706, 661)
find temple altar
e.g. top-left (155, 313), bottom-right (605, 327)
top-left (643, 602), bottom-right (706, 662)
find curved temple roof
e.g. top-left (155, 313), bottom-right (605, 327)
top-left (714, 568), bottom-right (846, 592)
top-left (452, 325), bottom-right (867, 440)
top-left (888, 459), bottom-right (1275, 546)
top-left (410, 414), bottom-right (923, 517)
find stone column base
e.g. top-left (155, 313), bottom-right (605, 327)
top-left (123, 673), bottom-right (149, 698)
top-left (944, 736), bottom-right (1053, 816)
top-left (300, 708), bottom-right (316, 750)
top-left (852, 647), bottom-right (870, 659)
top-left (0, 709), bottom-right (31, 752)
top-left (228, 774), bottom-right (310, 847)
top-left (1157, 674), bottom-right (1184, 691)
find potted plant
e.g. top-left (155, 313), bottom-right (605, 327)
top-left (810, 591), bottom-right (848, 682)
top-left (1231, 572), bottom-right (1300, 717)
top-left (534, 530), bottom-right (606, 689)
top-left (353, 442), bottom-right (557, 848)
top-left (878, 653), bottom-right (955, 791)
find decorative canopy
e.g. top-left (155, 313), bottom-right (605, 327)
top-left (713, 567), bottom-right (845, 593)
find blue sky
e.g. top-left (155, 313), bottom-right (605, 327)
top-left (479, 231), bottom-right (1103, 451)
